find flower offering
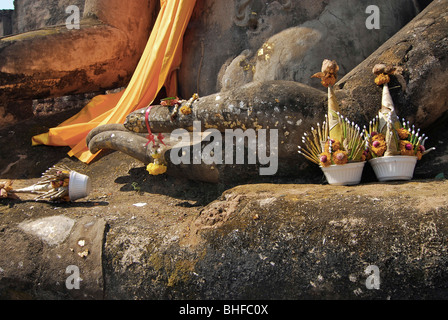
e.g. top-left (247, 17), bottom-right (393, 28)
top-left (298, 60), bottom-right (366, 185)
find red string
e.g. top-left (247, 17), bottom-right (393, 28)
top-left (158, 133), bottom-right (166, 146)
top-left (145, 106), bottom-right (166, 147)
top-left (145, 106), bottom-right (155, 147)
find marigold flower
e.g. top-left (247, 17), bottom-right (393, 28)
top-left (146, 163), bottom-right (167, 175)
top-left (400, 140), bottom-right (415, 156)
top-left (319, 152), bottom-right (332, 167)
top-left (371, 139), bottom-right (386, 157)
top-left (396, 128), bottom-right (410, 140)
top-left (324, 139), bottom-right (341, 153)
top-left (371, 133), bottom-right (385, 142)
top-left (332, 150), bottom-right (348, 165)
top-left (401, 149), bottom-right (415, 157)
top-left (375, 73), bottom-right (390, 85)
top-left (361, 150), bottom-right (372, 161)
top-left (180, 106), bottom-right (192, 115)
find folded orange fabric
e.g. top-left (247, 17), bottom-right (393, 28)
top-left (32, 0), bottom-right (196, 164)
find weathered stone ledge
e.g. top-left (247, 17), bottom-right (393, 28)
top-left (1, 177), bottom-right (447, 300)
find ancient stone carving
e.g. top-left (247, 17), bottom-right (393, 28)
top-left (0, 0), bottom-right (157, 122)
top-left (181, 0), bottom-right (419, 97)
top-left (87, 0), bottom-right (448, 183)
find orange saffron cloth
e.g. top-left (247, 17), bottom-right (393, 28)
top-left (32, 0), bottom-right (196, 164)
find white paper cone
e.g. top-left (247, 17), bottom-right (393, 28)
top-left (13, 183), bottom-right (52, 194)
top-left (379, 83), bottom-right (400, 134)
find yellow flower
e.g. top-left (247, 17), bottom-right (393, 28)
top-left (396, 128), bottom-right (410, 140)
top-left (371, 139), bottom-right (386, 157)
top-left (400, 140), bottom-right (415, 157)
top-left (319, 152), bottom-right (332, 167)
top-left (332, 150), bottom-right (348, 165)
top-left (146, 163), bottom-right (167, 175)
top-left (180, 106), bottom-right (192, 115)
top-left (324, 139), bottom-right (341, 153)
top-left (371, 133), bottom-right (385, 142)
top-left (375, 73), bottom-right (390, 85)
top-left (361, 150), bottom-right (372, 162)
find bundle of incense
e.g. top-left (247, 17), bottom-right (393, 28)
top-left (6, 165), bottom-right (91, 202)
top-left (298, 121), bottom-right (329, 165)
top-left (337, 113), bottom-right (365, 161)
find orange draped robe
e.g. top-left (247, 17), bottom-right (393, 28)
top-left (32, 0), bottom-right (196, 164)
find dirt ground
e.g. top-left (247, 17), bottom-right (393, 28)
top-left (0, 107), bottom-right (228, 214)
top-left (0, 109), bottom-right (229, 299)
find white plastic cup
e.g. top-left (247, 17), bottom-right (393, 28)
top-left (320, 162), bottom-right (366, 186)
top-left (369, 155), bottom-right (417, 182)
top-left (68, 171), bottom-right (92, 201)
